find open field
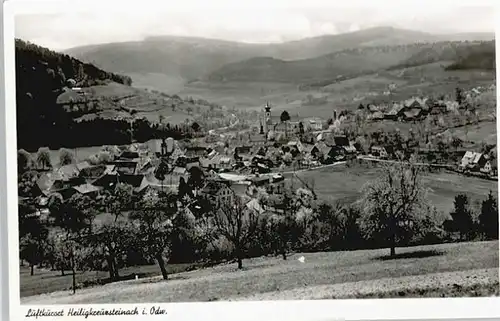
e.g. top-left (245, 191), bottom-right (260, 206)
top-left (297, 164), bottom-right (498, 216)
top-left (21, 241), bottom-right (498, 303)
top-left (19, 262), bottom-right (206, 298)
top-left (129, 62), bottom-right (496, 120)
top-left (449, 121), bottom-right (497, 147)
top-left (63, 82), bottom-right (195, 126)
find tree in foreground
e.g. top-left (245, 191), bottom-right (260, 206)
top-left (314, 202), bottom-right (345, 250)
top-left (19, 199), bottom-right (48, 276)
top-left (48, 193), bottom-right (94, 292)
top-left (130, 190), bottom-right (178, 280)
top-left (210, 196), bottom-right (260, 269)
top-left (357, 159), bottom-right (431, 257)
top-left (106, 183), bottom-right (134, 222)
top-left (478, 190), bottom-right (498, 240)
top-left (91, 221), bottom-right (133, 281)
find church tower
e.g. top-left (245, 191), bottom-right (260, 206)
top-left (263, 101), bottom-right (272, 135)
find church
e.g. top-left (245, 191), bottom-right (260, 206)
top-left (259, 102), bottom-right (301, 138)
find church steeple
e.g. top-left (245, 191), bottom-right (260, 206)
top-left (263, 102), bottom-right (272, 136)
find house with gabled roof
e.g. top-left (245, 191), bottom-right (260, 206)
top-left (118, 174), bottom-right (145, 189)
top-left (57, 164), bottom-right (80, 181)
top-left (287, 140), bottom-right (304, 153)
top-left (459, 151), bottom-right (488, 172)
top-left (118, 151), bottom-right (140, 160)
top-left (323, 145), bottom-right (346, 163)
top-left (370, 145), bottom-right (389, 159)
top-left (430, 100), bottom-right (448, 114)
top-left (112, 160), bottom-right (138, 175)
top-left (249, 134), bottom-right (267, 145)
top-left (367, 104), bottom-right (380, 113)
top-left (200, 155), bottom-right (233, 171)
top-left (310, 141), bottom-right (328, 160)
top-left (384, 103), bottom-right (405, 120)
top-left (303, 117), bottom-right (324, 131)
top-left (404, 97), bottom-right (424, 110)
top-left (79, 164), bottom-right (108, 180)
top-left (402, 108), bottom-right (423, 121)
top-left (184, 146), bottom-right (207, 158)
top-left (72, 183), bottom-right (100, 198)
top-left (172, 166), bottom-right (188, 177)
top-left (92, 173), bottom-right (119, 191)
top-left (199, 179), bottom-right (234, 208)
top-left (368, 111), bottom-right (385, 121)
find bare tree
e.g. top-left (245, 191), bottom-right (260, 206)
top-left (357, 157), bottom-right (431, 257)
top-left (36, 147), bottom-right (52, 170)
top-left (130, 190), bottom-right (178, 280)
top-left (59, 148), bottom-right (75, 166)
top-left (211, 196), bottom-right (260, 269)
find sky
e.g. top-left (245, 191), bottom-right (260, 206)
top-left (13, 0), bottom-right (497, 51)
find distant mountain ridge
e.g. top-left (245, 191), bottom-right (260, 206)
top-left (207, 40), bottom-right (495, 84)
top-left (64, 26), bottom-right (495, 83)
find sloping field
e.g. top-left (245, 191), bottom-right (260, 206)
top-left (449, 121), bottom-right (497, 147)
top-left (73, 82), bottom-right (195, 124)
top-left (297, 165), bottom-right (498, 215)
top-left (21, 241), bottom-right (498, 304)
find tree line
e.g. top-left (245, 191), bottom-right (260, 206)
top-left (18, 115), bottom-right (193, 152)
top-left (19, 158), bottom-right (498, 293)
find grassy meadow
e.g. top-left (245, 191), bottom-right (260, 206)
top-left (21, 241), bottom-right (498, 303)
top-left (296, 164), bottom-right (498, 216)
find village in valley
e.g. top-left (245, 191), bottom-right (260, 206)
top-left (25, 82), bottom-right (498, 217)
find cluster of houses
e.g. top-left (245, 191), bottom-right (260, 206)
top-left (364, 83), bottom-right (496, 123)
top-left (458, 151), bottom-right (496, 177)
top-left (22, 122), bottom-right (364, 219)
top-left (362, 97), bottom-right (452, 122)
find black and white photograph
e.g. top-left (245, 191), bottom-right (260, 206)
top-left (4, 0), bottom-right (499, 316)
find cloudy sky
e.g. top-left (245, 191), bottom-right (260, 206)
top-left (13, 0), bottom-right (497, 51)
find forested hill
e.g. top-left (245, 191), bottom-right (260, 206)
top-left (445, 41), bottom-right (496, 71)
top-left (16, 39), bottom-right (132, 88)
top-left (16, 39), bottom-right (145, 151)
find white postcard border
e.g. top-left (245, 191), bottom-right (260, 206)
top-left (2, 0), bottom-right (500, 320)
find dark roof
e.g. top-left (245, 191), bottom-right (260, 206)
top-left (270, 175), bottom-right (285, 183)
top-left (79, 165), bottom-right (107, 179)
top-left (201, 179), bottom-right (231, 194)
top-left (92, 174), bottom-right (119, 188)
top-left (186, 146), bottom-right (206, 151)
top-left (249, 135), bottom-right (267, 143)
top-left (333, 135), bottom-right (349, 147)
top-left (119, 151), bottom-right (140, 160)
top-left (270, 114), bottom-right (300, 123)
top-left (59, 188), bottom-right (78, 200)
top-left (118, 174), bottom-right (145, 188)
top-left (235, 146), bottom-right (252, 153)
